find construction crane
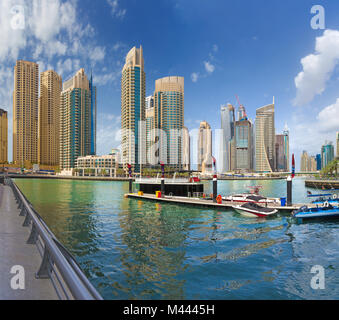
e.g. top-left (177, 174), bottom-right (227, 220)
top-left (235, 95), bottom-right (248, 120)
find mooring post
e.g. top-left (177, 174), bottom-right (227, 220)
top-left (160, 163), bottom-right (165, 198)
top-left (128, 164), bottom-right (132, 193)
top-left (287, 175), bottom-right (292, 206)
top-left (213, 174), bottom-right (217, 203)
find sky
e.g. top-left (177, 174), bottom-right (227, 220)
top-left (0, 0), bottom-right (339, 169)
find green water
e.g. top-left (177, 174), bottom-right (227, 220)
top-left (15, 178), bottom-right (339, 300)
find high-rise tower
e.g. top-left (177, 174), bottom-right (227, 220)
top-left (89, 71), bottom-right (97, 155)
top-left (0, 108), bottom-right (8, 163)
top-left (121, 46), bottom-right (146, 173)
top-left (198, 121), bottom-right (212, 173)
top-left (38, 70), bottom-right (62, 166)
top-left (255, 100), bottom-right (275, 172)
top-left (60, 69), bottom-right (93, 170)
top-left (13, 60), bottom-right (39, 165)
top-left (153, 76), bottom-right (184, 170)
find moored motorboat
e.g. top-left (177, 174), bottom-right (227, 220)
top-left (233, 202), bottom-right (278, 218)
top-left (293, 203), bottom-right (339, 222)
top-left (223, 193), bottom-right (280, 204)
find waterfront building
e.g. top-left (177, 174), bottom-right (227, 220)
top-left (220, 104), bottom-right (235, 173)
top-left (275, 127), bottom-right (289, 172)
top-left (152, 76), bottom-right (184, 170)
top-left (121, 46), bottom-right (146, 173)
top-left (13, 60), bottom-right (39, 165)
top-left (182, 126), bottom-right (190, 171)
top-left (316, 154), bottom-right (322, 171)
top-left (321, 141), bottom-right (334, 168)
top-left (337, 132), bottom-right (339, 158)
top-left (145, 96), bottom-right (155, 165)
top-left (309, 156), bottom-right (317, 172)
top-left (76, 152), bottom-right (120, 177)
top-left (255, 100), bottom-right (275, 172)
top-left (300, 151), bottom-right (317, 172)
top-left (38, 70), bottom-right (62, 166)
top-left (89, 72), bottom-right (97, 155)
top-left (300, 151), bottom-right (309, 172)
top-left (234, 119), bottom-right (253, 172)
top-left (60, 69), bottom-right (93, 170)
top-left (198, 121), bottom-right (212, 173)
top-left (0, 108), bottom-right (8, 163)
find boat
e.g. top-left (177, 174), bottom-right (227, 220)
top-left (233, 202), bottom-right (278, 218)
top-left (293, 202), bottom-right (339, 222)
top-left (223, 193), bottom-right (280, 204)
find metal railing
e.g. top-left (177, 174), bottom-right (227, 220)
top-left (5, 177), bottom-right (103, 300)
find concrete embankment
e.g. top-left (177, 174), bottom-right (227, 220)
top-left (305, 179), bottom-right (339, 189)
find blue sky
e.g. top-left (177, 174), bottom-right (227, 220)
top-left (0, 0), bottom-right (338, 169)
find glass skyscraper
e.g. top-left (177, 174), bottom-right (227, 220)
top-left (121, 46), bottom-right (146, 173)
top-left (321, 142), bottom-right (334, 168)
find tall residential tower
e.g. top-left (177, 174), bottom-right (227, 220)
top-left (255, 100), bottom-right (275, 172)
top-left (0, 109), bottom-right (8, 163)
top-left (153, 76), bottom-right (184, 170)
top-left (121, 46), bottom-right (146, 173)
top-left (13, 60), bottom-right (39, 165)
top-left (60, 69), bottom-right (93, 170)
top-left (38, 70), bottom-right (62, 166)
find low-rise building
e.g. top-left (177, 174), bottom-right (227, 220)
top-left (76, 150), bottom-right (120, 177)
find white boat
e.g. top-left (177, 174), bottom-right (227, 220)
top-left (233, 202), bottom-right (278, 218)
top-left (223, 194), bottom-right (280, 204)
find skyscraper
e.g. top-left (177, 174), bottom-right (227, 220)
top-left (60, 68), bottom-right (93, 170)
top-left (0, 108), bottom-right (8, 163)
top-left (234, 119), bottom-right (253, 172)
top-left (121, 46), bottom-right (146, 173)
top-left (89, 72), bottom-right (97, 155)
top-left (283, 124), bottom-right (290, 172)
top-left (300, 150), bottom-right (309, 172)
top-left (38, 70), bottom-right (62, 166)
top-left (220, 104), bottom-right (235, 173)
top-left (255, 100), bottom-right (275, 172)
top-left (182, 126), bottom-right (190, 171)
top-left (153, 76), bottom-right (184, 170)
top-left (321, 141), bottom-right (334, 168)
top-left (275, 127), bottom-right (289, 172)
top-left (13, 60), bottom-right (39, 165)
top-left (198, 121), bottom-right (212, 173)
top-left (145, 96), bottom-right (155, 165)
top-left (336, 132), bottom-right (339, 158)
top-left (316, 154), bottom-right (322, 171)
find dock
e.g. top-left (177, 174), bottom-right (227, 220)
top-left (0, 184), bottom-right (58, 300)
top-left (125, 193), bottom-right (316, 213)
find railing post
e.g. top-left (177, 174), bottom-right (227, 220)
top-left (36, 249), bottom-right (52, 279)
top-left (22, 212), bottom-right (31, 227)
top-left (19, 206), bottom-right (26, 216)
top-left (27, 224), bottom-right (39, 244)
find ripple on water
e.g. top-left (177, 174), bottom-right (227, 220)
top-left (14, 178), bottom-right (339, 300)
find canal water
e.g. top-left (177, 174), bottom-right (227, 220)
top-left (15, 178), bottom-right (339, 300)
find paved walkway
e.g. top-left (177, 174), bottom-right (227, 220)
top-left (0, 184), bottom-right (58, 300)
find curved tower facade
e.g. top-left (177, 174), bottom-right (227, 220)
top-left (255, 102), bottom-right (275, 172)
top-left (121, 46), bottom-right (146, 173)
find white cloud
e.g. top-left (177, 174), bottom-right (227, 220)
top-left (317, 98), bottom-right (339, 132)
top-left (294, 29), bottom-right (339, 106)
top-left (90, 46), bottom-right (106, 62)
top-left (191, 72), bottom-right (199, 83)
top-left (107, 0), bottom-right (126, 19)
top-left (204, 61), bottom-right (215, 74)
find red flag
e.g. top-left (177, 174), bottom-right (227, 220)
top-left (292, 154), bottom-right (295, 179)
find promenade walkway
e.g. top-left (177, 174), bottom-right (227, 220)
top-left (0, 184), bottom-right (58, 300)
